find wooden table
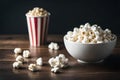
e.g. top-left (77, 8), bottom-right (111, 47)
top-left (0, 35), bottom-right (120, 80)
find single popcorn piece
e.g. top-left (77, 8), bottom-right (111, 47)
top-left (104, 28), bottom-right (111, 34)
top-left (65, 23), bottom-right (116, 44)
top-left (13, 61), bottom-right (23, 69)
top-left (36, 57), bottom-right (43, 66)
top-left (51, 67), bottom-right (60, 73)
top-left (67, 31), bottom-right (73, 37)
top-left (48, 54), bottom-right (69, 68)
top-left (26, 7), bottom-right (49, 17)
top-left (16, 55), bottom-right (24, 62)
top-left (48, 42), bottom-right (54, 50)
top-left (23, 50), bottom-right (31, 58)
top-left (48, 42), bottom-right (59, 50)
top-left (14, 48), bottom-right (22, 54)
top-left (84, 23), bottom-right (91, 30)
top-left (28, 64), bottom-right (41, 72)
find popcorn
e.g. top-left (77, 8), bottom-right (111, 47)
top-left (67, 31), bottom-right (73, 36)
top-left (28, 64), bottom-right (41, 72)
top-left (26, 7), bottom-right (49, 17)
top-left (55, 56), bottom-right (64, 68)
top-left (48, 42), bottom-right (59, 50)
top-left (48, 54), bottom-right (69, 74)
top-left (36, 57), bottom-right (43, 66)
top-left (104, 28), bottom-right (111, 33)
top-left (48, 42), bottom-right (54, 50)
top-left (13, 61), bottom-right (23, 69)
top-left (48, 57), bottom-right (57, 67)
top-left (51, 67), bottom-right (60, 73)
top-left (16, 55), bottom-right (24, 62)
top-left (79, 25), bottom-right (84, 28)
top-left (12, 47), bottom-right (69, 73)
top-left (23, 50), bottom-right (31, 58)
top-left (95, 36), bottom-right (102, 41)
top-left (73, 27), bottom-right (79, 32)
top-left (65, 23), bottom-right (116, 44)
top-left (48, 54), bottom-right (69, 69)
top-left (94, 31), bottom-right (100, 36)
top-left (82, 36), bottom-right (90, 43)
top-left (12, 48), bottom-right (44, 72)
top-left (14, 48), bottom-right (22, 54)
top-left (53, 43), bottom-right (59, 50)
top-left (84, 23), bottom-right (91, 30)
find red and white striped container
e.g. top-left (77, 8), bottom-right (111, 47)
top-left (26, 13), bottom-right (50, 47)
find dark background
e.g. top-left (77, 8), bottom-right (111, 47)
top-left (0, 0), bottom-right (120, 35)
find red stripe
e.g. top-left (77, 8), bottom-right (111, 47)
top-left (40, 17), bottom-right (44, 45)
top-left (34, 18), bottom-right (38, 46)
top-left (29, 17), bottom-right (34, 46)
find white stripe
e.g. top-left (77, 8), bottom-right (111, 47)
top-left (31, 18), bottom-right (36, 46)
top-left (26, 17), bottom-right (32, 46)
top-left (38, 18), bottom-right (41, 46)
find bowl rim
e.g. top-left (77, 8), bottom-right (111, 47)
top-left (63, 34), bottom-right (117, 45)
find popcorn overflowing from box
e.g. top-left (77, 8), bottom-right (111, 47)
top-left (26, 7), bottom-right (50, 46)
top-left (26, 7), bottom-right (49, 17)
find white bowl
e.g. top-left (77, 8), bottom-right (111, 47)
top-left (63, 35), bottom-right (117, 63)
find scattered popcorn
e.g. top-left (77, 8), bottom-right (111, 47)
top-left (65, 23), bottom-right (116, 44)
top-left (12, 47), bottom-right (69, 73)
top-left (26, 7), bottom-right (49, 17)
top-left (51, 67), bottom-right (60, 73)
top-left (58, 54), bottom-right (69, 68)
top-left (16, 55), bottom-right (24, 62)
top-left (14, 48), bottom-right (22, 54)
top-left (48, 42), bottom-right (54, 50)
top-left (48, 42), bottom-right (59, 50)
top-left (48, 57), bottom-right (56, 67)
top-left (48, 54), bottom-right (69, 69)
top-left (23, 50), bottom-right (31, 58)
top-left (28, 64), bottom-right (41, 72)
top-left (36, 57), bottom-right (43, 66)
top-left (53, 43), bottom-right (60, 50)
top-left (13, 61), bottom-right (23, 69)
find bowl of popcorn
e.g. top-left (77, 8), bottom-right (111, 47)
top-left (64, 23), bottom-right (117, 63)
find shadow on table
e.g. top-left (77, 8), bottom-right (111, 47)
top-left (68, 52), bottom-right (120, 72)
top-left (103, 53), bottom-right (120, 69)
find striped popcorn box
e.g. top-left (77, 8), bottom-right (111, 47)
top-left (26, 13), bottom-right (50, 47)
